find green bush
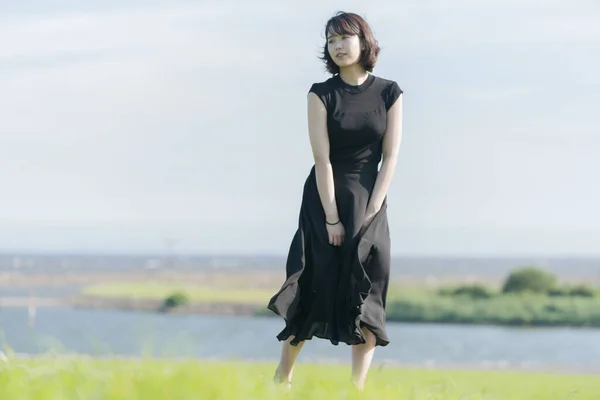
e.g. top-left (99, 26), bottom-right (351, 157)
top-left (568, 285), bottom-right (596, 298)
top-left (502, 267), bottom-right (558, 294)
top-left (547, 285), bottom-right (596, 298)
top-left (163, 292), bottom-right (190, 308)
top-left (547, 287), bottom-right (569, 297)
top-left (438, 284), bottom-right (493, 299)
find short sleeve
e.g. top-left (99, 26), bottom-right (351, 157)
top-left (308, 82), bottom-right (328, 110)
top-left (385, 81), bottom-right (403, 111)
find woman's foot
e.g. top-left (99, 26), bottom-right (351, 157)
top-left (273, 367), bottom-right (292, 389)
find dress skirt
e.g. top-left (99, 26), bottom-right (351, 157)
top-left (267, 162), bottom-right (391, 347)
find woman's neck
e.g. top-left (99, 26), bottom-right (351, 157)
top-left (338, 65), bottom-right (369, 86)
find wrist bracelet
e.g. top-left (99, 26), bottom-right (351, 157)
top-left (326, 220), bottom-right (340, 225)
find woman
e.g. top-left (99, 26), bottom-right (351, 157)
top-left (267, 11), bottom-right (403, 390)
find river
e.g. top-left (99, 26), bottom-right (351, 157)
top-left (0, 307), bottom-right (598, 373)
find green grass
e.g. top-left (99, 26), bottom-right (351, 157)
top-left (0, 357), bottom-right (598, 399)
top-left (81, 282), bottom-right (272, 305)
top-left (386, 291), bottom-right (600, 326)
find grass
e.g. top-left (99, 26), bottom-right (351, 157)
top-left (0, 356), bottom-right (598, 399)
top-left (79, 282), bottom-right (451, 305)
top-left (385, 291), bottom-right (600, 326)
top-left (81, 282), bottom-right (272, 305)
top-left (386, 284), bottom-right (600, 327)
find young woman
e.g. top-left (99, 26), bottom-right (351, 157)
top-left (267, 11), bottom-right (403, 390)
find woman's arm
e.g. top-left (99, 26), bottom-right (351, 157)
top-left (366, 94), bottom-right (403, 215)
top-left (307, 92), bottom-right (340, 224)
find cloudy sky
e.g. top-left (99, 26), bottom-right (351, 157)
top-left (1, 0), bottom-right (599, 256)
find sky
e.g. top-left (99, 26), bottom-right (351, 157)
top-left (1, 0), bottom-right (599, 256)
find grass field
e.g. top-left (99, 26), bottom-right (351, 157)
top-left (1, 357), bottom-right (598, 400)
top-left (81, 282), bottom-right (271, 305)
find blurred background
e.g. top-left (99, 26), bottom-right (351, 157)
top-left (1, 0), bottom-right (599, 373)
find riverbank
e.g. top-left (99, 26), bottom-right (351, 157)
top-left (1, 356), bottom-right (598, 399)
top-left (4, 284), bottom-right (600, 328)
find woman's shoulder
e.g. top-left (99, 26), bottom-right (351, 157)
top-left (372, 75), bottom-right (402, 93)
top-left (307, 76), bottom-right (338, 108)
top-left (372, 75), bottom-right (403, 110)
top-left (308, 76), bottom-right (338, 94)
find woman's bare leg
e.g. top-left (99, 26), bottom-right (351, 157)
top-left (351, 327), bottom-right (377, 390)
top-left (274, 336), bottom-right (305, 384)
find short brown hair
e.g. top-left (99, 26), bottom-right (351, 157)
top-left (319, 12), bottom-right (380, 75)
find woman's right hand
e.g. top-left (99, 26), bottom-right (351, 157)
top-left (326, 221), bottom-right (345, 246)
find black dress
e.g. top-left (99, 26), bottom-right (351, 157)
top-left (268, 73), bottom-right (403, 347)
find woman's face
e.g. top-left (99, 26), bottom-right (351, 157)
top-left (327, 32), bottom-right (362, 68)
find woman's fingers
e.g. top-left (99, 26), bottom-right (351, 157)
top-left (327, 224), bottom-right (346, 246)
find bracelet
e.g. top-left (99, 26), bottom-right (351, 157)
top-left (326, 220), bottom-right (340, 225)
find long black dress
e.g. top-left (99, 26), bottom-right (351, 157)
top-left (267, 73), bottom-right (403, 347)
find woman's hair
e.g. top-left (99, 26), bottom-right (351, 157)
top-left (320, 11), bottom-right (380, 75)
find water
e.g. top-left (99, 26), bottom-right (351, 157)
top-left (1, 307), bottom-right (598, 372)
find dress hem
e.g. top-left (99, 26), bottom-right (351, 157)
top-left (273, 324), bottom-right (390, 347)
